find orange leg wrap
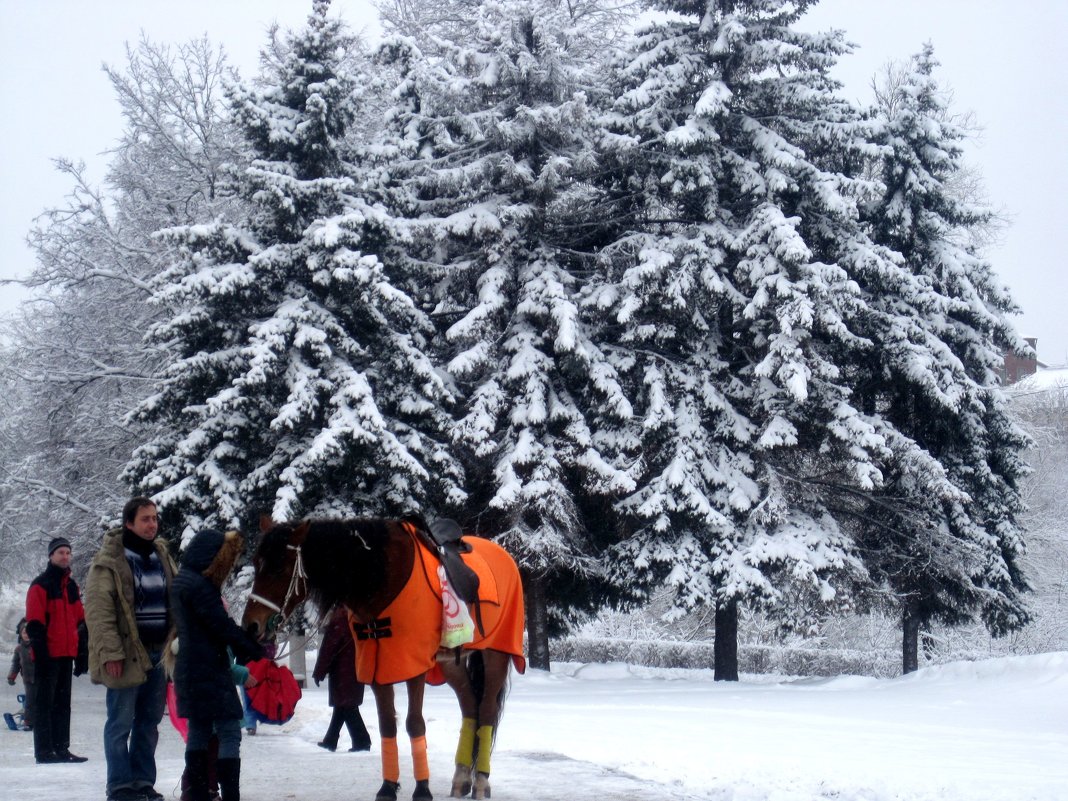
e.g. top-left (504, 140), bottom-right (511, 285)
top-left (411, 734), bottom-right (430, 782)
top-left (382, 736), bottom-right (400, 783)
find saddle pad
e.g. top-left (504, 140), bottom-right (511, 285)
top-left (352, 535), bottom-right (524, 685)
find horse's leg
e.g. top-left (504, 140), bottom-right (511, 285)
top-left (436, 653), bottom-right (480, 797)
top-left (372, 683), bottom-right (403, 801)
top-left (471, 651), bottom-right (511, 801)
top-left (403, 676), bottom-right (431, 801)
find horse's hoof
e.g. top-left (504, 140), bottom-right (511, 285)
top-left (472, 773), bottom-right (491, 800)
top-left (449, 764), bottom-right (472, 797)
top-left (376, 780), bottom-right (401, 801)
top-left (413, 779), bottom-right (433, 801)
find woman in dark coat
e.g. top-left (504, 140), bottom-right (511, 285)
top-left (172, 529), bottom-right (264, 801)
top-left (312, 607), bottom-right (371, 752)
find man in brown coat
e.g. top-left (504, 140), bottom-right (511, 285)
top-left (84, 498), bottom-right (177, 801)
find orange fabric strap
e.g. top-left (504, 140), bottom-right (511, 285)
top-left (381, 736), bottom-right (400, 783)
top-left (411, 734), bottom-right (430, 782)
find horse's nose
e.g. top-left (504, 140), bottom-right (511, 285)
top-left (245, 621), bottom-right (260, 639)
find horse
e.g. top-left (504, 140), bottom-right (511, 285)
top-left (241, 516), bottom-right (526, 801)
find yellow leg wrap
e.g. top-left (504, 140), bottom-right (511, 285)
top-left (382, 736), bottom-right (400, 783)
top-left (475, 725), bottom-right (494, 775)
top-left (455, 717), bottom-right (477, 767)
top-left (412, 735), bottom-right (430, 782)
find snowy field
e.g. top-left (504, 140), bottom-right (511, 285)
top-left (1, 652), bottom-right (1066, 801)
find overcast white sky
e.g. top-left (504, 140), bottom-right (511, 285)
top-left (1, 0), bottom-right (1066, 364)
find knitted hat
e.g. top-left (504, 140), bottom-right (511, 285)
top-left (48, 537), bottom-right (71, 556)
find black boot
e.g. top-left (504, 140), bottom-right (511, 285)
top-left (217, 757), bottom-right (241, 801)
top-left (184, 750), bottom-right (211, 801)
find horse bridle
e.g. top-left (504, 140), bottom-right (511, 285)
top-left (246, 524), bottom-right (372, 636)
top-left (247, 543), bottom-right (307, 636)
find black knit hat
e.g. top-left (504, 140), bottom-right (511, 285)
top-left (48, 537), bottom-right (71, 557)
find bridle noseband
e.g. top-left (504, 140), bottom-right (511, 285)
top-left (247, 543), bottom-right (307, 635)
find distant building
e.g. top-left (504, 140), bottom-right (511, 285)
top-left (1002, 337), bottom-right (1041, 385)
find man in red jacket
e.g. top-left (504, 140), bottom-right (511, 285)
top-left (26, 536), bottom-right (88, 764)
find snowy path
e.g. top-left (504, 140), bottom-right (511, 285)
top-left (2, 653), bottom-right (1066, 801)
top-left (0, 673), bottom-right (706, 801)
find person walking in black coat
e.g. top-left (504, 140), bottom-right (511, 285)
top-left (313, 607), bottom-right (371, 752)
top-left (172, 529), bottom-right (264, 801)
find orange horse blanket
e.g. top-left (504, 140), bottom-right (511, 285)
top-left (348, 528), bottom-right (526, 685)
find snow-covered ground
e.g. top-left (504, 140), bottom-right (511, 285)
top-left (2, 652), bottom-right (1066, 801)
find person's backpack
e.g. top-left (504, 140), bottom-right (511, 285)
top-left (244, 659), bottom-right (302, 724)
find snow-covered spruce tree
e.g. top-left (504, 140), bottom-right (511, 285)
top-left (0, 37), bottom-right (245, 572)
top-left (376, 0), bottom-right (640, 53)
top-left (376, 0), bottom-right (636, 668)
top-left (855, 44), bottom-right (1030, 672)
top-left (126, 0), bottom-right (464, 532)
top-left (1006, 371), bottom-right (1068, 654)
top-left (592, 0), bottom-right (912, 678)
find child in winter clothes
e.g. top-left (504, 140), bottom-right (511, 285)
top-left (313, 607), bottom-right (371, 752)
top-left (6, 618), bottom-right (34, 730)
top-left (172, 529), bottom-right (264, 801)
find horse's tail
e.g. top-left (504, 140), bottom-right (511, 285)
top-left (467, 651), bottom-right (510, 744)
top-left (469, 649), bottom-right (488, 711)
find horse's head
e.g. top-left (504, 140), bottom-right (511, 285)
top-left (242, 515), bottom-right (311, 642)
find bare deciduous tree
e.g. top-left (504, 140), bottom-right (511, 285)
top-left (0, 37), bottom-right (246, 578)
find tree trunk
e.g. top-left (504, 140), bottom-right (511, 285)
top-left (902, 602), bottom-right (920, 675)
top-left (713, 599), bottom-right (739, 681)
top-left (522, 568), bottom-right (551, 671)
top-left (289, 627), bottom-right (308, 688)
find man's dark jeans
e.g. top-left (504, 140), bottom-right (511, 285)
top-left (103, 652), bottom-right (166, 794)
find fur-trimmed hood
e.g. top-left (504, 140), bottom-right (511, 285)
top-left (181, 528), bottom-right (244, 588)
top-left (163, 529), bottom-right (243, 680)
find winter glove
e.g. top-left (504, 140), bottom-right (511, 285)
top-left (73, 622), bottom-right (88, 676)
top-left (5, 673), bottom-right (14, 685)
top-left (233, 631), bottom-right (266, 667)
top-left (314, 677), bottom-right (321, 687)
